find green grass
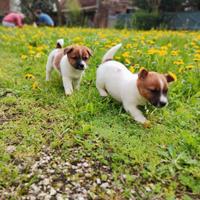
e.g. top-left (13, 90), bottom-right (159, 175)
top-left (0, 27), bottom-right (200, 199)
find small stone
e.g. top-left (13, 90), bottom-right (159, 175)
top-left (6, 145), bottom-right (16, 153)
top-left (44, 195), bottom-right (51, 200)
top-left (82, 162), bottom-right (89, 168)
top-left (100, 182), bottom-right (109, 189)
top-left (145, 186), bottom-right (151, 192)
top-left (77, 195), bottom-right (85, 200)
top-left (50, 187), bottom-right (57, 196)
top-left (30, 184), bottom-right (40, 194)
top-left (85, 173), bottom-right (92, 178)
top-left (47, 168), bottom-right (54, 174)
top-left (56, 193), bottom-right (63, 200)
top-left (38, 192), bottom-right (47, 197)
top-left (29, 196), bottom-right (36, 200)
top-left (43, 178), bottom-right (50, 186)
top-left (131, 189), bottom-right (136, 194)
top-left (96, 178), bottom-right (101, 185)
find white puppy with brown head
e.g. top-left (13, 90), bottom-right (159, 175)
top-left (96, 44), bottom-right (175, 124)
top-left (46, 39), bottom-right (92, 95)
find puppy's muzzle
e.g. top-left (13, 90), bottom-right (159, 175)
top-left (75, 60), bottom-right (85, 70)
top-left (156, 101), bottom-right (167, 108)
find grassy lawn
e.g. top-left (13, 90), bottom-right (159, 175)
top-left (0, 26), bottom-right (200, 199)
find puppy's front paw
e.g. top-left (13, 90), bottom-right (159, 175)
top-left (135, 116), bottom-right (147, 124)
top-left (65, 89), bottom-right (73, 96)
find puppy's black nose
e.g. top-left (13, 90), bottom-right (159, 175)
top-left (79, 64), bottom-right (84, 69)
top-left (159, 101), bottom-right (167, 107)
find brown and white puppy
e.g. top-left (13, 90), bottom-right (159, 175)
top-left (46, 39), bottom-right (92, 95)
top-left (96, 44), bottom-right (175, 123)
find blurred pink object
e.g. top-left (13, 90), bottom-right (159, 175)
top-left (2, 12), bottom-right (25, 27)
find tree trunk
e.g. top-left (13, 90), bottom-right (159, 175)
top-left (55, 0), bottom-right (62, 26)
top-left (94, 0), bottom-right (109, 28)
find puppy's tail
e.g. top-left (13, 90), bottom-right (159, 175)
top-left (56, 39), bottom-right (64, 48)
top-left (102, 43), bottom-right (122, 63)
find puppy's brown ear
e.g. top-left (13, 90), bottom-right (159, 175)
top-left (64, 47), bottom-right (73, 55)
top-left (86, 47), bottom-right (93, 57)
top-left (165, 73), bottom-right (176, 83)
top-left (138, 68), bottom-right (148, 79)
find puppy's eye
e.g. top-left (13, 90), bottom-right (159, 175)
top-left (82, 57), bottom-right (88, 61)
top-left (149, 89), bottom-right (159, 93)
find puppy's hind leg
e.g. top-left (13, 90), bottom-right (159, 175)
top-left (46, 54), bottom-right (54, 81)
top-left (96, 81), bottom-right (108, 97)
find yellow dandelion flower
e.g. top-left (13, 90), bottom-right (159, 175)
top-left (129, 65), bottom-right (135, 73)
top-left (160, 46), bottom-right (168, 51)
top-left (173, 60), bottom-right (184, 65)
top-left (21, 55), bottom-right (27, 60)
top-left (158, 50), bottom-right (167, 56)
top-left (147, 40), bottom-right (154, 45)
top-left (168, 72), bottom-right (177, 81)
top-left (147, 48), bottom-right (157, 55)
top-left (126, 43), bottom-right (132, 49)
top-left (137, 50), bottom-right (142, 55)
top-left (25, 73), bottom-right (35, 80)
top-left (193, 54), bottom-right (200, 61)
top-left (195, 49), bottom-right (200, 53)
top-left (167, 43), bottom-right (172, 48)
top-left (185, 65), bottom-right (195, 70)
top-left (122, 52), bottom-right (130, 58)
top-left (125, 58), bottom-right (131, 65)
top-left (115, 56), bottom-right (120, 60)
top-left (28, 45), bottom-right (33, 50)
top-left (29, 50), bottom-right (35, 55)
top-left (171, 50), bottom-right (178, 56)
top-left (32, 81), bottom-right (39, 90)
top-left (35, 53), bottom-right (42, 58)
top-left (178, 67), bottom-right (184, 73)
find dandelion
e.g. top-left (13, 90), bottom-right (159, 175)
top-left (125, 43), bottom-right (132, 49)
top-left (21, 55), bottom-right (27, 60)
top-left (160, 46), bottom-right (168, 51)
top-left (125, 58), bottom-right (131, 65)
top-left (129, 65), bottom-right (135, 73)
top-left (173, 59), bottom-right (184, 65)
top-left (122, 51), bottom-right (130, 58)
top-left (115, 56), bottom-right (120, 60)
top-left (167, 43), bottom-right (172, 48)
top-left (185, 65), bottom-right (195, 70)
top-left (137, 50), bottom-right (142, 55)
top-left (158, 50), bottom-right (167, 56)
top-left (29, 50), bottom-right (35, 55)
top-left (147, 48), bottom-right (157, 55)
top-left (147, 40), bottom-right (154, 45)
top-left (193, 54), bottom-right (200, 61)
top-left (35, 53), bottom-right (42, 58)
top-left (32, 81), bottom-right (39, 90)
top-left (171, 50), bottom-right (179, 56)
top-left (25, 73), bottom-right (35, 80)
top-left (168, 72), bottom-right (177, 81)
top-left (178, 67), bottom-right (184, 73)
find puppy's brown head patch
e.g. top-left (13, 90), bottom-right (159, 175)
top-left (137, 69), bottom-right (175, 108)
top-left (64, 45), bottom-right (92, 70)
